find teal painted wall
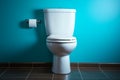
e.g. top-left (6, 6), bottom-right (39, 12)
top-left (0, 0), bottom-right (120, 63)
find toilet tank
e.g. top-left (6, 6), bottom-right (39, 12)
top-left (44, 9), bottom-right (76, 36)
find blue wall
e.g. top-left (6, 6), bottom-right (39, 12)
top-left (0, 0), bottom-right (120, 63)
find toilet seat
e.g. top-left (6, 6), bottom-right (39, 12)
top-left (46, 35), bottom-right (77, 43)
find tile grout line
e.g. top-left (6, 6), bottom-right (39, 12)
top-left (25, 66), bottom-right (33, 80)
top-left (0, 64), bottom-right (10, 79)
top-left (0, 68), bottom-right (8, 78)
top-left (52, 74), bottom-right (54, 80)
top-left (0, 67), bottom-right (50, 69)
top-left (77, 63), bottom-right (84, 80)
top-left (98, 64), bottom-right (111, 80)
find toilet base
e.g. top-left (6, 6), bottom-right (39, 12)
top-left (52, 55), bottom-right (71, 74)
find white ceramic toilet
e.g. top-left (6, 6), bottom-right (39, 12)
top-left (44, 9), bottom-right (77, 74)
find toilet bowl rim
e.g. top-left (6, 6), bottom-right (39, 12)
top-left (46, 41), bottom-right (77, 43)
top-left (47, 35), bottom-right (76, 40)
top-left (46, 39), bottom-right (77, 43)
top-left (46, 35), bottom-right (77, 43)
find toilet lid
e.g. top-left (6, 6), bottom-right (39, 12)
top-left (47, 35), bottom-right (77, 43)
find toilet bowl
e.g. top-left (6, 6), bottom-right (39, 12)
top-left (46, 35), bottom-right (77, 74)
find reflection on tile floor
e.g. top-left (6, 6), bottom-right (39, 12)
top-left (0, 65), bottom-right (120, 80)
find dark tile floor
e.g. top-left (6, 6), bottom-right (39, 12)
top-left (0, 64), bottom-right (120, 80)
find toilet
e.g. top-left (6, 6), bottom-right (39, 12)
top-left (44, 9), bottom-right (77, 74)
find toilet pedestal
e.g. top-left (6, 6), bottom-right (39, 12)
top-left (52, 55), bottom-right (70, 74)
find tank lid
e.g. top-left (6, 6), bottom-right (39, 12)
top-left (44, 9), bottom-right (76, 13)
